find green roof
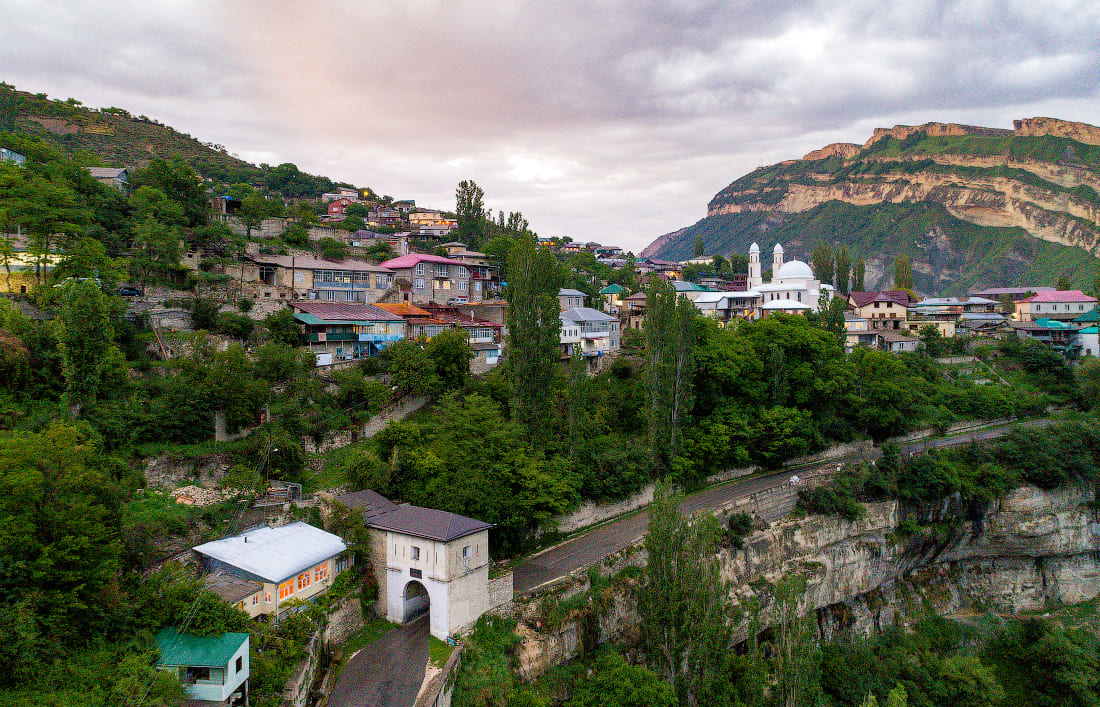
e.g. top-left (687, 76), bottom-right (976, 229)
top-left (1075, 307), bottom-right (1100, 322)
top-left (599, 284), bottom-right (626, 294)
top-left (156, 628), bottom-right (248, 668)
top-left (1033, 318), bottom-right (1075, 329)
top-left (1080, 326), bottom-right (1099, 334)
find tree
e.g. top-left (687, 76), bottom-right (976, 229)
top-left (812, 242), bottom-right (834, 286)
top-left (238, 189), bottom-right (281, 238)
top-left (505, 237), bottom-right (562, 442)
top-left (893, 256), bottom-right (913, 290)
top-left (645, 279), bottom-right (696, 469)
top-left (1057, 275), bottom-right (1072, 291)
top-left (264, 308), bottom-right (302, 346)
top-left (129, 216), bottom-right (181, 286)
top-left (853, 258), bottom-right (866, 292)
top-left (317, 237), bottom-right (347, 260)
top-left (385, 340), bottom-right (440, 395)
top-left (0, 236), bottom-right (14, 291)
top-left (132, 158), bottom-right (208, 227)
top-left (56, 280), bottom-right (124, 415)
top-left (694, 233), bottom-right (704, 257)
top-left (565, 651), bottom-right (676, 707)
top-left (53, 236), bottom-right (125, 292)
top-left (455, 179), bottom-right (488, 248)
top-left (835, 245), bottom-right (851, 294)
top-left (425, 329), bottom-right (472, 390)
top-left (638, 481), bottom-right (732, 704)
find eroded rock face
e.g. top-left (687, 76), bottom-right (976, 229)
top-left (512, 484), bottom-right (1100, 680)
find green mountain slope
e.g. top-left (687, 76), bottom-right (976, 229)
top-left (644, 119), bottom-right (1100, 294)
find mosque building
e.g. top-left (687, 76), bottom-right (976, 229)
top-left (748, 242), bottom-right (832, 315)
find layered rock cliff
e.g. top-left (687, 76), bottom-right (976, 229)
top-left (510, 483), bottom-right (1100, 680)
top-left (643, 118), bottom-right (1100, 292)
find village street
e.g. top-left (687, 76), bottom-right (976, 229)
top-left (327, 616), bottom-right (429, 707)
top-left (512, 418), bottom-right (1052, 593)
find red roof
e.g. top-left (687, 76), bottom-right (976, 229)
top-left (1020, 290), bottom-right (1097, 303)
top-left (380, 253), bottom-right (464, 269)
top-left (290, 302), bottom-right (404, 322)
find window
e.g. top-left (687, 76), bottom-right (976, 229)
top-left (252, 594), bottom-right (260, 607)
top-left (297, 572), bottom-right (312, 591)
top-left (264, 591), bottom-right (272, 604)
top-left (278, 580), bottom-right (293, 600)
top-left (415, 278), bottom-right (424, 289)
top-left (459, 280), bottom-right (466, 291)
top-left (236, 656), bottom-right (243, 673)
top-left (411, 546), bottom-right (421, 561)
top-left (416, 263), bottom-right (425, 276)
top-left (411, 568), bottom-right (422, 578)
top-left (295, 272), bottom-right (304, 282)
top-left (462, 545), bottom-right (470, 558)
top-left (315, 562), bottom-right (329, 583)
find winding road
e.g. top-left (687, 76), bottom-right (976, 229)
top-left (512, 418), bottom-right (1051, 594)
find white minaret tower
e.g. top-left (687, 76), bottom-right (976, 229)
top-left (772, 243), bottom-right (784, 279)
top-left (748, 242), bottom-right (761, 289)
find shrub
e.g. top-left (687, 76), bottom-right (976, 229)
top-left (191, 297), bottom-right (219, 330)
top-left (237, 297), bottom-right (254, 313)
top-left (216, 312), bottom-right (255, 340)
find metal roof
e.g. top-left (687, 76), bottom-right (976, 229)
top-left (336, 490), bottom-right (399, 522)
top-left (204, 571), bottom-right (261, 604)
top-left (156, 628), bottom-right (248, 668)
top-left (558, 288), bottom-right (587, 297)
top-left (365, 504), bottom-right (493, 543)
top-left (193, 522), bottom-right (347, 584)
top-left (248, 254), bottom-right (392, 272)
top-left (561, 307), bottom-right (619, 323)
top-left (291, 302), bottom-right (405, 323)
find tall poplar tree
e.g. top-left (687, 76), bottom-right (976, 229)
top-left (894, 256), bottom-right (913, 290)
top-left (853, 258), bottom-right (866, 292)
top-left (57, 279), bottom-right (124, 416)
top-left (811, 242), bottom-right (834, 286)
top-left (455, 179), bottom-right (487, 248)
top-left (694, 234), bottom-right (704, 257)
top-left (835, 245), bottom-right (851, 294)
top-left (639, 481), bottom-right (732, 704)
top-left (505, 237), bottom-right (562, 443)
top-left (644, 279), bottom-right (695, 469)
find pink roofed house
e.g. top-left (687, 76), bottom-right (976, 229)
top-left (380, 253), bottom-right (477, 305)
top-left (1014, 290), bottom-right (1097, 322)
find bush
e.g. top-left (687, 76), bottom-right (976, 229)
top-left (191, 297), bottom-right (219, 330)
top-left (237, 298), bottom-right (254, 313)
top-left (216, 312), bottom-right (255, 340)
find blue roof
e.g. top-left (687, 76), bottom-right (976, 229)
top-left (156, 629), bottom-right (248, 668)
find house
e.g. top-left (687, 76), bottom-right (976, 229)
top-left (392, 199), bottom-right (416, 214)
top-left (443, 246), bottom-right (503, 298)
top-left (192, 522), bottom-right (351, 620)
top-left (849, 290), bottom-right (914, 330)
top-left (0, 233), bottom-right (61, 294)
top-left (1015, 290), bottom-right (1098, 322)
top-left (335, 490), bottom-right (501, 640)
top-left (749, 243), bottom-right (831, 312)
top-left (0, 147), bottom-right (25, 166)
top-left (471, 341), bottom-right (502, 367)
top-left (622, 291), bottom-right (647, 330)
top-left (327, 197), bottom-right (355, 217)
top-left (599, 283), bottom-right (626, 313)
top-left (291, 302), bottom-right (407, 361)
top-left (844, 313), bottom-right (877, 350)
top-left (368, 207), bottom-right (403, 227)
top-left (877, 330), bottom-right (920, 353)
top-left (1078, 326), bottom-right (1099, 357)
top-left (958, 312), bottom-right (1009, 336)
top-left (558, 288), bottom-right (587, 310)
top-left (560, 242), bottom-right (583, 254)
top-left (156, 628), bottom-right (249, 705)
top-left (560, 307), bottom-right (621, 361)
top-left (87, 166), bottom-right (129, 191)
top-left (1010, 318), bottom-right (1080, 354)
top-left (347, 229), bottom-right (409, 257)
top-left (380, 253), bottom-right (482, 304)
top-left (970, 286), bottom-right (1055, 308)
top-left (409, 209), bottom-right (448, 226)
top-left (372, 302), bottom-right (450, 340)
top-left (422, 303), bottom-right (503, 343)
top-left (242, 254), bottom-right (394, 303)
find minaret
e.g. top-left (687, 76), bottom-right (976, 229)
top-left (772, 243), bottom-right (784, 279)
top-left (748, 242), bottom-right (761, 289)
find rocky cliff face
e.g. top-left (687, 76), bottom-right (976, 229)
top-left (511, 483), bottom-right (1100, 680)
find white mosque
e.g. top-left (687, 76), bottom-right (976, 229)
top-left (748, 242), bottom-right (832, 315)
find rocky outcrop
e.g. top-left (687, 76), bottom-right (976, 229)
top-left (864, 122), bottom-right (1010, 148)
top-left (512, 483), bottom-right (1100, 680)
top-left (1015, 117), bottom-right (1100, 146)
top-left (638, 226), bottom-right (688, 259)
top-left (803, 143), bottom-right (862, 161)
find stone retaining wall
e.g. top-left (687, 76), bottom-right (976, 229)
top-left (303, 393), bottom-right (433, 454)
top-left (323, 595), bottom-right (366, 646)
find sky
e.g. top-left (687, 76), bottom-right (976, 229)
top-left (4, 0), bottom-right (1100, 253)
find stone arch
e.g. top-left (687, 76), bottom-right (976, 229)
top-left (402, 579), bottom-right (430, 623)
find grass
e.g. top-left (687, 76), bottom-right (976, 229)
top-left (429, 635), bottom-right (455, 668)
top-left (339, 618), bottom-right (397, 658)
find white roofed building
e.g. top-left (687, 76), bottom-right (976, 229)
top-left (560, 307), bottom-right (621, 364)
top-left (193, 522), bottom-right (351, 619)
top-left (748, 242), bottom-right (830, 316)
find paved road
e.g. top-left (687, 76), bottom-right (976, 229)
top-left (328, 616), bottom-right (428, 707)
top-left (512, 418), bottom-right (1052, 593)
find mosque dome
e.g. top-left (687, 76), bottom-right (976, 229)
top-left (749, 242), bottom-right (760, 253)
top-left (773, 243), bottom-right (784, 253)
top-left (776, 259), bottom-right (814, 279)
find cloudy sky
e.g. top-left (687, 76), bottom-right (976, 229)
top-left (4, 0), bottom-right (1100, 252)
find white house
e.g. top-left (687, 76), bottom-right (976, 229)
top-left (193, 522), bottom-right (351, 619)
top-left (560, 307), bottom-right (621, 360)
top-left (337, 490), bottom-right (501, 640)
top-left (156, 629), bottom-right (249, 705)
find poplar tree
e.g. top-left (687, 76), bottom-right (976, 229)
top-left (853, 258), bottom-right (866, 292)
top-left (835, 245), bottom-right (851, 294)
top-left (694, 233), bottom-right (705, 257)
top-left (811, 242), bottom-right (834, 286)
top-left (893, 256), bottom-right (913, 290)
top-left (644, 279), bottom-right (695, 468)
top-left (505, 237), bottom-right (562, 443)
top-left (57, 279), bottom-right (124, 416)
top-left (455, 179), bottom-right (488, 248)
top-left (638, 481), bottom-right (732, 704)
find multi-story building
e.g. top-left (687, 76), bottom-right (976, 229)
top-left (558, 288), bottom-right (587, 310)
top-left (848, 290), bottom-right (914, 331)
top-left (244, 254), bottom-right (395, 303)
top-left (442, 244), bottom-right (502, 298)
top-left (560, 307), bottom-right (620, 362)
top-left (291, 302), bottom-right (407, 362)
top-left (1015, 290), bottom-right (1098, 322)
top-left (381, 253), bottom-right (487, 304)
top-left (0, 147), bottom-right (26, 166)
